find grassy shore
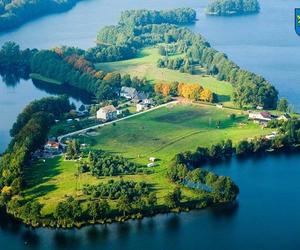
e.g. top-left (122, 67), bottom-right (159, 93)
top-left (30, 73), bottom-right (62, 85)
top-left (96, 48), bottom-right (233, 103)
top-left (23, 103), bottom-right (270, 215)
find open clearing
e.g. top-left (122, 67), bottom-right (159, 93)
top-left (23, 104), bottom-right (270, 215)
top-left (96, 48), bottom-right (233, 103)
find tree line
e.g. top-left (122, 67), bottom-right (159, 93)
top-left (154, 82), bottom-right (216, 102)
top-left (206, 0), bottom-right (260, 16)
top-left (0, 0), bottom-right (82, 31)
top-left (119, 8), bottom-right (196, 27)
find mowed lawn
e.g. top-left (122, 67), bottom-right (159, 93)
top-left (96, 48), bottom-right (233, 103)
top-left (23, 104), bottom-right (270, 214)
top-left (82, 104), bottom-right (269, 163)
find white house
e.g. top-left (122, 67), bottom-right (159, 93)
top-left (96, 105), bottom-right (117, 121)
top-left (249, 111), bottom-right (273, 124)
top-left (136, 103), bottom-right (147, 112)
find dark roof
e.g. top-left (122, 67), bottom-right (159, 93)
top-left (260, 112), bottom-right (272, 118)
top-left (121, 87), bottom-right (137, 97)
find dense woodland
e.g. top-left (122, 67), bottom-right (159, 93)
top-left (119, 8), bottom-right (197, 27)
top-left (96, 8), bottom-right (278, 109)
top-left (0, 0), bottom-right (82, 31)
top-left (206, 0), bottom-right (260, 16)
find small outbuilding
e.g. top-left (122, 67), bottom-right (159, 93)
top-left (147, 162), bottom-right (156, 167)
top-left (149, 157), bottom-right (156, 162)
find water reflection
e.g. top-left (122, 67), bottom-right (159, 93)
top-left (53, 230), bottom-right (81, 250)
top-left (22, 230), bottom-right (40, 248)
top-left (165, 214), bottom-right (181, 232)
top-left (0, 71), bottom-right (29, 87)
top-left (209, 201), bottom-right (239, 219)
top-left (32, 79), bottom-right (92, 104)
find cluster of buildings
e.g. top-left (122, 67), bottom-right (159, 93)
top-left (248, 111), bottom-right (291, 125)
top-left (96, 87), bottom-right (154, 121)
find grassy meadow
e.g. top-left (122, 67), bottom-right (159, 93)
top-left (23, 103), bottom-right (271, 215)
top-left (96, 48), bottom-right (233, 103)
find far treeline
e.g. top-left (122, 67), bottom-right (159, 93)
top-left (0, 0), bottom-right (83, 31)
top-left (97, 8), bottom-right (278, 109)
top-left (206, 0), bottom-right (260, 16)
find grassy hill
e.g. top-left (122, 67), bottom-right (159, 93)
top-left (96, 48), bottom-right (233, 103)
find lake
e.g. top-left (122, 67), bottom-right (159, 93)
top-left (0, 0), bottom-right (300, 249)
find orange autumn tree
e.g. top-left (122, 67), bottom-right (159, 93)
top-left (177, 83), bottom-right (204, 100)
top-left (154, 82), bottom-right (171, 96)
top-left (200, 89), bottom-right (214, 102)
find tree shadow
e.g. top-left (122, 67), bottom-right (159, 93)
top-left (23, 157), bottom-right (63, 199)
top-left (216, 94), bottom-right (231, 103)
top-left (23, 184), bottom-right (57, 201)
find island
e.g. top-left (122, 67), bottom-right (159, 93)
top-left (0, 0), bottom-right (84, 32)
top-left (0, 8), bottom-right (298, 228)
top-left (206, 0), bottom-right (260, 16)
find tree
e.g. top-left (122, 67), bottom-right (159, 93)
top-left (277, 98), bottom-right (289, 112)
top-left (20, 201), bottom-right (43, 223)
top-left (54, 196), bottom-right (82, 224)
top-left (147, 193), bottom-right (157, 210)
top-left (164, 187), bottom-right (182, 208)
top-left (117, 195), bottom-right (131, 216)
top-left (158, 46), bottom-right (167, 56)
top-left (87, 199), bottom-right (110, 221)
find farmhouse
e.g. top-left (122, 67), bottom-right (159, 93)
top-left (96, 105), bottom-right (117, 121)
top-left (44, 140), bottom-right (62, 155)
top-left (249, 111), bottom-right (273, 124)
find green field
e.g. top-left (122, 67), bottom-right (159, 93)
top-left (23, 103), bottom-right (270, 215)
top-left (96, 48), bottom-right (233, 103)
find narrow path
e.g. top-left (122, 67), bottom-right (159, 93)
top-left (57, 101), bottom-right (178, 143)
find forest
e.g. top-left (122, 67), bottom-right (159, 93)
top-left (0, 0), bottom-right (83, 31)
top-left (206, 0), bottom-right (260, 16)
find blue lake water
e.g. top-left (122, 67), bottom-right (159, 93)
top-left (0, 0), bottom-right (300, 249)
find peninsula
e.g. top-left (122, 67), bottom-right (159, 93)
top-left (1, 8), bottom-right (297, 228)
